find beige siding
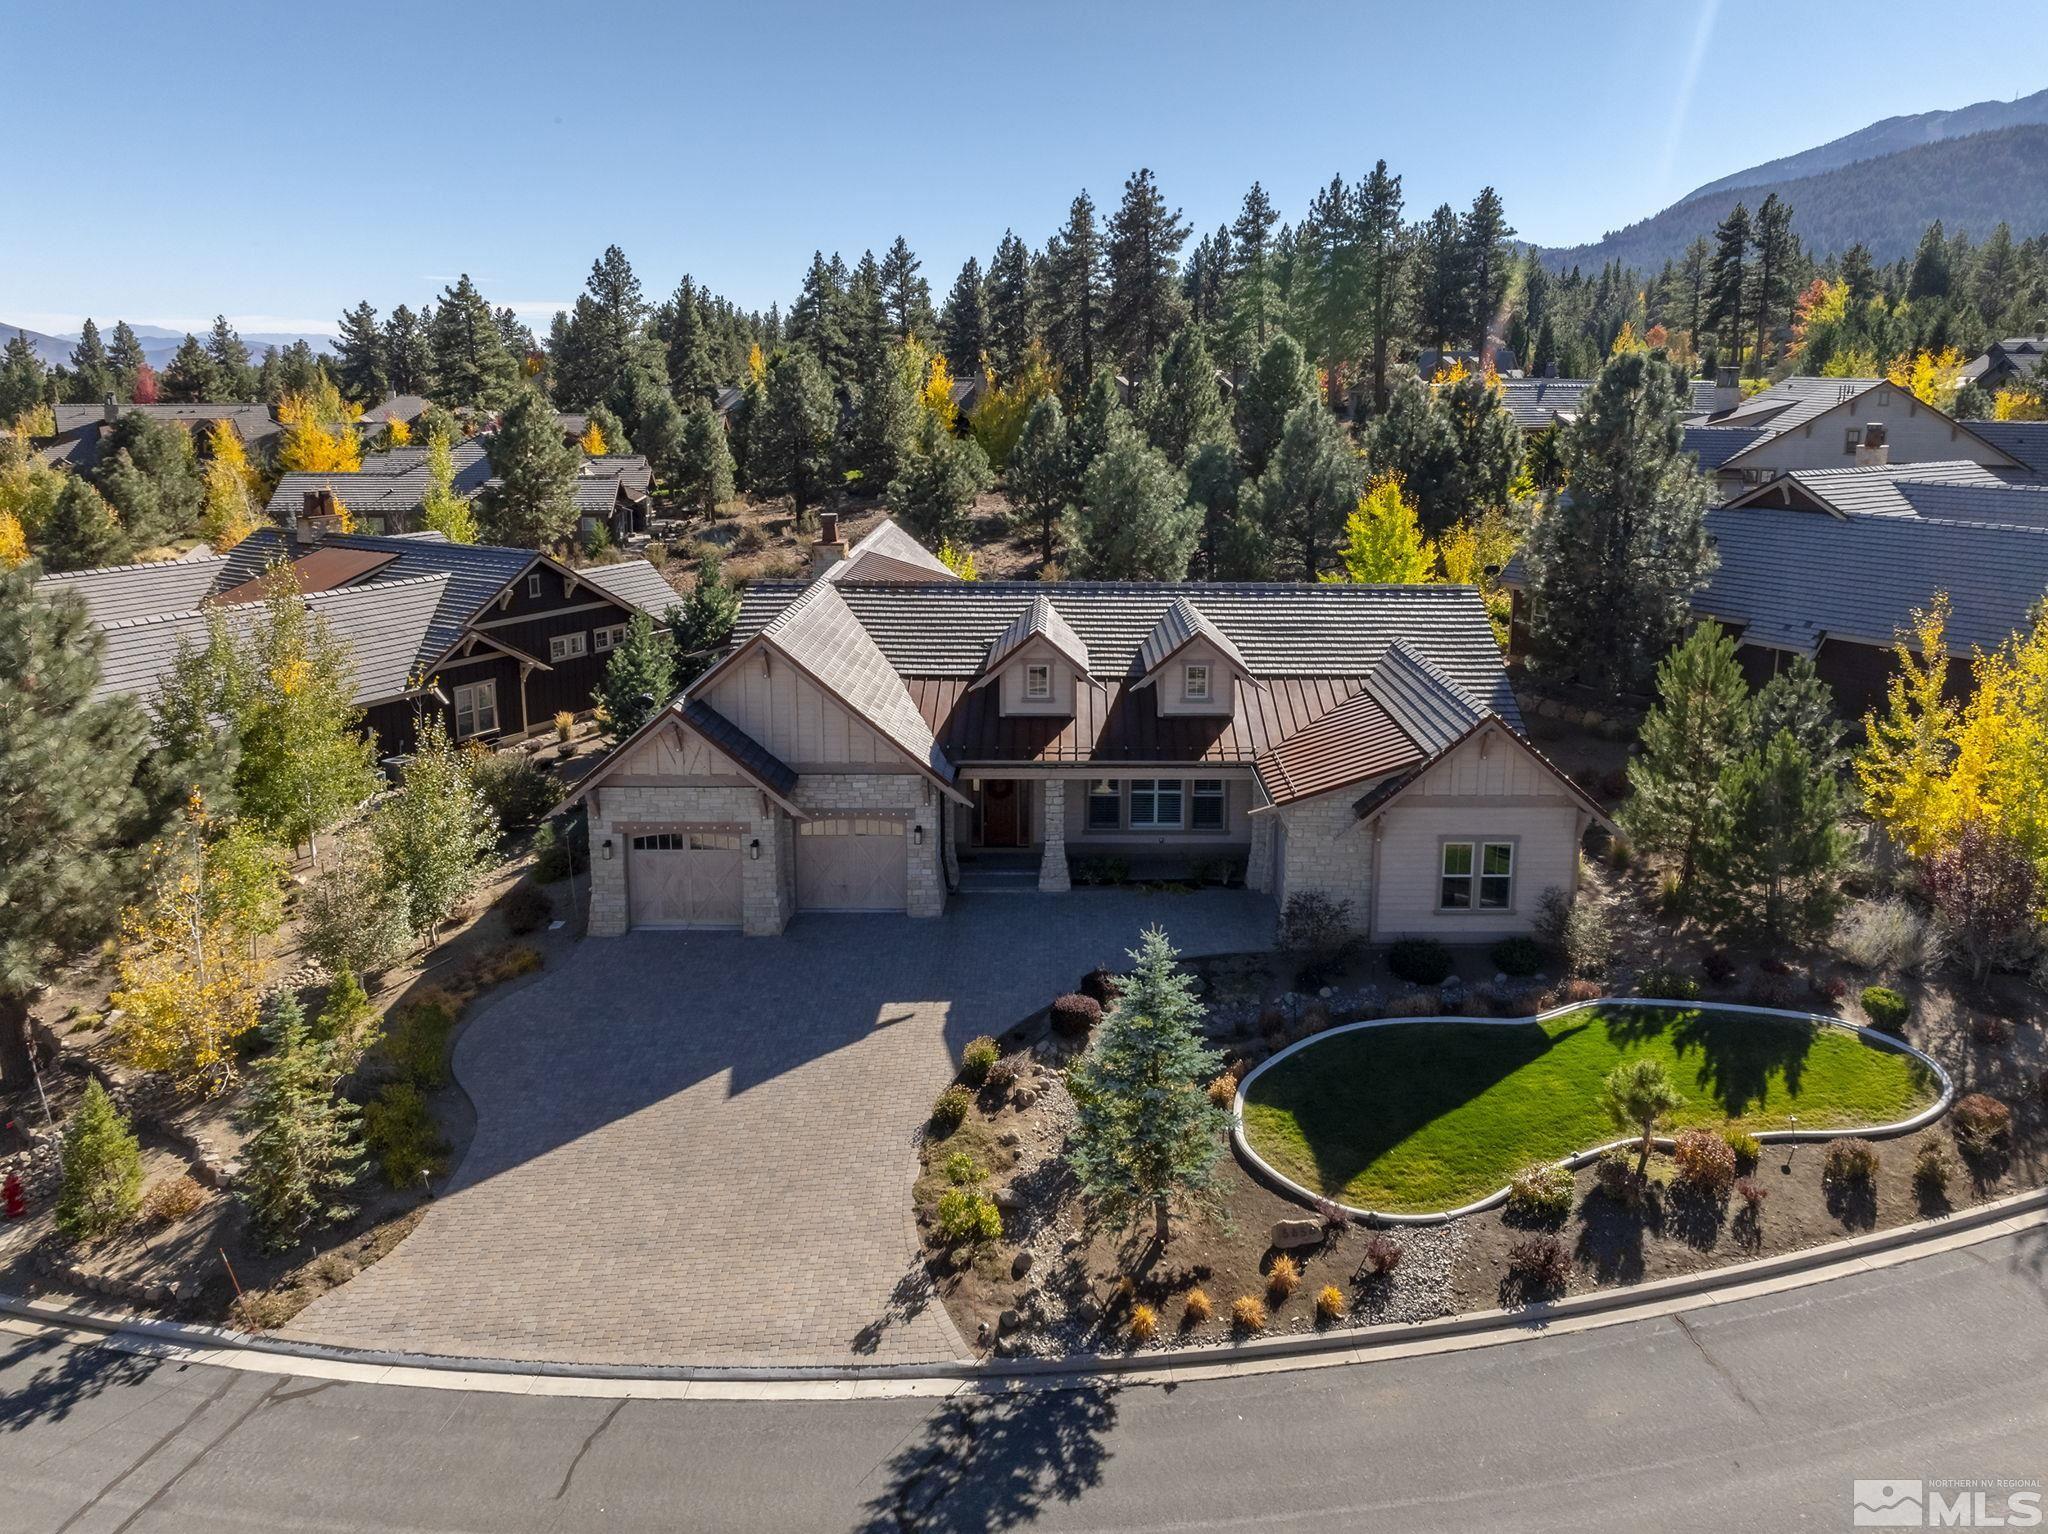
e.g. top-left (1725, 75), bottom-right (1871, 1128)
top-left (1722, 390), bottom-right (2012, 488)
top-left (700, 652), bottom-right (906, 769)
top-left (1153, 643), bottom-right (1236, 717)
top-left (994, 640), bottom-right (1080, 716)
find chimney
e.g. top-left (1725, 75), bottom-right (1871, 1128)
top-left (1709, 366), bottom-right (1740, 416)
top-left (810, 510), bottom-right (847, 580)
top-left (1854, 421), bottom-right (1890, 467)
top-left (284, 491), bottom-right (301, 556)
top-left (102, 392), bottom-right (119, 424)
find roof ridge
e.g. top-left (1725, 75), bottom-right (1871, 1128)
top-left (38, 552), bottom-right (229, 582)
top-left (92, 571), bottom-right (450, 632)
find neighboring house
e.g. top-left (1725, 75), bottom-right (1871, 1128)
top-left (1494, 378), bottom-right (1590, 432)
top-left (36, 520), bottom-right (678, 762)
top-left (266, 441), bottom-right (495, 534)
top-left (1500, 459), bottom-right (2048, 713)
top-left (575, 455), bottom-right (654, 544)
top-left (1958, 336), bottom-right (2048, 389)
top-left (814, 512), bottom-right (960, 583)
top-left (559, 521), bottom-right (1607, 937)
top-left (358, 394), bottom-right (434, 437)
top-left (1691, 376), bottom-right (2027, 497)
top-left (33, 399), bottom-right (285, 473)
top-left (1415, 341), bottom-right (1519, 378)
top-left (712, 385), bottom-right (745, 425)
top-left (1961, 419), bottom-right (2048, 473)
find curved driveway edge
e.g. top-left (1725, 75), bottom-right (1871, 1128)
top-left (1231, 997), bottom-right (1954, 1225)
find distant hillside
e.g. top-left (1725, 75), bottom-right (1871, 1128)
top-left (1541, 123), bottom-right (2048, 273)
top-left (1, 323), bottom-right (334, 371)
top-left (1687, 87), bottom-right (2048, 203)
top-left (3, 325), bottom-right (78, 368)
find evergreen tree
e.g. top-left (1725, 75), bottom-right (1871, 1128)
top-left (238, 993), bottom-right (362, 1249)
top-left (1241, 402), bottom-right (1362, 581)
top-left (846, 268), bottom-right (918, 486)
top-left (597, 613), bottom-right (678, 739)
top-left (1357, 161), bottom-right (1408, 412)
top-left (1187, 436), bottom-right (1255, 577)
top-left (1525, 350), bottom-right (1714, 692)
top-left (55, 1077), bottom-right (143, 1240)
top-left (890, 412), bottom-right (992, 548)
top-left (941, 257), bottom-right (988, 380)
top-left (985, 230), bottom-right (1036, 381)
top-left (1067, 367), bottom-right (1128, 492)
top-left (673, 400), bottom-right (735, 517)
top-left (583, 401), bottom-right (629, 455)
top-left (1068, 421), bottom-right (1197, 580)
top-left (161, 333), bottom-right (221, 403)
top-left (1623, 624), bottom-right (1753, 899)
top-left (1237, 331), bottom-right (1319, 480)
top-left (633, 388), bottom-right (688, 487)
top-left (1042, 193), bottom-right (1103, 394)
top-left (1434, 372), bottom-right (1523, 530)
top-left (1705, 204), bottom-right (1752, 370)
top-left (1906, 220), bottom-right (1952, 301)
top-left (1458, 187), bottom-right (1515, 355)
top-left (94, 409), bottom-right (205, 549)
top-left (1412, 204), bottom-right (1469, 353)
top-left (789, 251), bottom-right (851, 386)
top-left (880, 236), bottom-right (935, 340)
top-left (428, 275), bottom-right (519, 409)
top-left (667, 551), bottom-right (740, 686)
top-left (1750, 194), bottom-right (1796, 370)
top-left (663, 275), bottom-right (718, 404)
top-left (1140, 325), bottom-right (1228, 467)
top-left (66, 318), bottom-right (115, 404)
top-left (1298, 173), bottom-right (1365, 410)
top-left (38, 475), bottom-right (127, 570)
top-left (1102, 168), bottom-right (1191, 375)
top-left (1366, 377), bottom-right (1459, 524)
top-left (483, 385), bottom-right (579, 548)
top-left (334, 300), bottom-right (389, 402)
top-left (758, 349), bottom-right (837, 527)
top-left (0, 571), bottom-right (150, 1084)
top-left (107, 320), bottom-right (147, 387)
top-left (372, 713), bottom-right (498, 942)
top-left (1222, 181), bottom-right (1282, 370)
top-left (1751, 655), bottom-right (1844, 772)
top-left (1677, 238), bottom-right (1711, 370)
top-left (383, 304), bottom-right (431, 394)
top-left (205, 315), bottom-right (254, 400)
top-left (1692, 731), bottom-right (1851, 944)
top-left (0, 332), bottom-right (47, 428)
top-left (1010, 392), bottom-right (1072, 564)
top-left (274, 339), bottom-right (325, 399)
top-left (1066, 926), bottom-right (1227, 1246)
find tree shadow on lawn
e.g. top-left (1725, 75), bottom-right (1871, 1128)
top-left (1603, 1007), bottom-right (1818, 1119)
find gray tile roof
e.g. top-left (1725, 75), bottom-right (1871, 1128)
top-left (36, 552), bottom-right (229, 625)
top-left (825, 517), bottom-right (959, 584)
top-left (1962, 420), bottom-right (2048, 472)
top-left (734, 581), bottom-right (1520, 725)
top-left (1494, 378), bottom-right (1590, 429)
top-left (1699, 504), bottom-right (2048, 655)
top-left (48, 402), bottom-right (283, 446)
top-left (359, 394), bottom-right (433, 426)
top-left (1959, 337), bottom-right (2047, 383)
top-left (1727, 459), bottom-right (2014, 517)
top-left (1710, 376), bottom-right (1880, 434)
top-left (1683, 425), bottom-right (1769, 470)
top-left (264, 440), bottom-right (493, 522)
top-left (1363, 640), bottom-right (1486, 754)
top-left (576, 560), bottom-right (680, 617)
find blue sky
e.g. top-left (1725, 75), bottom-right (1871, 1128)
top-left (4, 1), bottom-right (2044, 339)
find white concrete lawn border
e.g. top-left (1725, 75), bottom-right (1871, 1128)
top-left (1231, 996), bottom-right (1955, 1226)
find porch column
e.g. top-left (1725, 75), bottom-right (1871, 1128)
top-left (1038, 778), bottom-right (1071, 892)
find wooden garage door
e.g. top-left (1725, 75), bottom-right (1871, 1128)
top-left (796, 817), bottom-right (908, 912)
top-left (628, 829), bottom-right (743, 929)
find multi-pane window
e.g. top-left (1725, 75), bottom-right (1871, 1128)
top-left (1191, 779), bottom-right (1226, 830)
top-left (453, 680), bottom-right (498, 740)
top-left (549, 631), bottom-right (588, 662)
top-left (1479, 842), bottom-right (1514, 908)
top-left (1441, 841), bottom-right (1515, 910)
top-left (1843, 426), bottom-right (1861, 455)
top-left (1086, 780), bottom-right (1121, 831)
top-left (1184, 663), bottom-right (1210, 701)
top-left (526, 572), bottom-right (542, 598)
top-left (593, 623), bottom-right (629, 652)
top-left (1023, 663), bottom-right (1051, 699)
top-left (1128, 779), bottom-right (1184, 830)
top-left (631, 831), bottom-right (741, 853)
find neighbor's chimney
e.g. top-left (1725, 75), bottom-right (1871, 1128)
top-left (810, 510), bottom-right (847, 580)
top-left (1709, 365), bottom-right (1740, 416)
top-left (103, 392), bottom-right (119, 424)
top-left (285, 491), bottom-right (302, 556)
top-left (1854, 421), bottom-right (1890, 468)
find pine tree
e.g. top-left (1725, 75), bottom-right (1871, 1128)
top-left (1298, 173), bottom-right (1365, 410)
top-left (1693, 731), bottom-right (1850, 944)
top-left (584, 402), bottom-right (629, 455)
top-left (1222, 181), bottom-right (1282, 370)
top-left (372, 714), bottom-right (497, 942)
top-left (1238, 332), bottom-right (1319, 480)
top-left (847, 280), bottom-right (919, 487)
top-left (890, 412), bottom-right (992, 548)
top-left (758, 349), bottom-right (837, 527)
top-left (38, 476), bottom-right (127, 571)
top-left (1750, 194), bottom-right (1796, 371)
top-left (663, 276), bottom-right (717, 404)
top-left (598, 613), bottom-right (679, 739)
top-left (238, 992), bottom-right (362, 1249)
top-left (1525, 350), bottom-right (1714, 692)
top-left (1751, 655), bottom-right (1843, 772)
top-left (1042, 194), bottom-right (1103, 394)
top-left (1623, 624), bottom-right (1753, 898)
top-left (1459, 187), bottom-right (1515, 355)
top-left (1141, 325), bottom-right (1228, 468)
top-left (1357, 161), bottom-right (1408, 412)
top-left (66, 318), bottom-right (115, 404)
top-left (205, 315), bottom-right (254, 400)
top-left (668, 551), bottom-right (740, 686)
top-left (1330, 476), bottom-right (1432, 583)
top-left (161, 333), bottom-right (221, 403)
top-left (334, 301), bottom-right (389, 402)
top-left (311, 968), bottom-right (376, 1071)
top-left (1412, 204), bottom-right (1469, 355)
top-left (674, 400), bottom-right (735, 518)
top-left (1068, 421), bottom-right (1197, 580)
top-left (789, 251), bottom-right (852, 386)
top-left (96, 408), bottom-right (207, 547)
top-left (633, 388), bottom-right (688, 488)
top-left (1241, 402), bottom-right (1362, 580)
top-left (483, 385), bottom-right (579, 548)
top-left (1010, 392), bottom-right (1072, 565)
top-left (1366, 377), bottom-right (1459, 524)
top-left (428, 275), bottom-right (519, 409)
top-left (985, 230), bottom-right (1036, 382)
top-left (1066, 926), bottom-right (1227, 1246)
top-left (880, 236), bottom-right (935, 340)
top-left (1705, 205), bottom-right (1752, 371)
top-left (941, 257), bottom-right (988, 380)
top-left (1187, 436), bottom-right (1255, 577)
top-left (107, 321), bottom-right (147, 387)
top-left (1102, 168), bottom-right (1191, 375)
top-left (55, 1078), bottom-right (143, 1240)
top-left (0, 571), bottom-right (149, 1085)
top-left (1434, 372), bottom-right (1522, 531)
top-left (383, 304), bottom-right (431, 394)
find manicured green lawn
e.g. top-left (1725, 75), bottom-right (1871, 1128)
top-left (1240, 1005), bottom-right (1939, 1214)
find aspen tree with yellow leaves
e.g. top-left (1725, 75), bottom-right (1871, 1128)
top-left (276, 378), bottom-right (363, 474)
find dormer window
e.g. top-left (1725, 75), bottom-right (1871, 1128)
top-left (527, 572), bottom-right (542, 598)
top-left (1024, 663), bottom-right (1051, 700)
top-left (1184, 663), bottom-right (1210, 701)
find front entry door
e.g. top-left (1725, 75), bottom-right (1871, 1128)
top-left (978, 780), bottom-right (1027, 847)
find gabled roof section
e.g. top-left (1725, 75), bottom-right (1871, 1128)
top-left (1682, 424), bottom-right (1769, 471)
top-left (35, 552), bottom-right (229, 626)
top-left (1132, 596), bottom-right (1251, 688)
top-left (1721, 459), bottom-right (2015, 519)
top-left (1493, 378), bottom-right (1591, 430)
top-left (825, 516), bottom-right (960, 585)
top-left (212, 545), bottom-right (400, 604)
top-left (1710, 379), bottom-right (2023, 472)
top-left (577, 560), bottom-right (681, 617)
top-left (553, 695), bottom-right (804, 820)
top-left (971, 594), bottom-right (1091, 689)
top-left (1963, 419), bottom-right (2048, 473)
top-left (1362, 640), bottom-right (1488, 752)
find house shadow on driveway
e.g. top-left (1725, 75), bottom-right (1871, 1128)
top-left (285, 891), bottom-right (1273, 1369)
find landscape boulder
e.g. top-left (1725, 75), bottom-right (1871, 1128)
top-left (1270, 1218), bottom-right (1324, 1251)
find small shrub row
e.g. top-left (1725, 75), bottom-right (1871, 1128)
top-left (382, 991), bottom-right (461, 1090)
top-left (1505, 1163), bottom-right (1575, 1224)
top-left (1671, 1128), bottom-right (1737, 1198)
top-left (1387, 938), bottom-right (1454, 986)
top-left (1823, 1138), bottom-right (1879, 1185)
top-left (141, 1174), bottom-right (208, 1224)
top-left (500, 883), bottom-right (553, 936)
top-left (1952, 1094), bottom-right (2010, 1154)
top-left (1266, 1254), bottom-right (1300, 1300)
top-left (1506, 1234), bottom-right (1571, 1290)
top-left (1636, 965), bottom-right (1701, 1001)
top-left (1358, 1231), bottom-right (1404, 1277)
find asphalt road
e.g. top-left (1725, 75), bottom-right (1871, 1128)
top-left (5, 1228), bottom-right (2046, 1534)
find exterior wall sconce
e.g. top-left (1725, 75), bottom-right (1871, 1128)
top-left (749, 839), bottom-right (762, 861)
top-left (601, 839), bottom-right (614, 861)
top-left (912, 825), bottom-right (925, 846)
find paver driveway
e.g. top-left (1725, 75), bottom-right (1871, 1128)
top-left (288, 891), bottom-right (1274, 1367)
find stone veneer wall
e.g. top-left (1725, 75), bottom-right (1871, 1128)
top-left (790, 773), bottom-right (948, 919)
top-left (584, 783), bottom-right (791, 937)
top-left (1268, 790), bottom-right (1375, 931)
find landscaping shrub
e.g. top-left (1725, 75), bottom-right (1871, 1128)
top-left (1127, 1303), bottom-right (1158, 1343)
top-left (1745, 973), bottom-right (1797, 1009)
top-left (1506, 1235), bottom-right (1570, 1291)
top-left (532, 814), bottom-right (589, 883)
top-left (1814, 973), bottom-right (1849, 1004)
top-left (1387, 938), bottom-right (1454, 986)
top-left (942, 1151), bottom-right (984, 1186)
top-left (1823, 1138), bottom-right (1879, 1185)
top-left (464, 748), bottom-right (557, 836)
top-left (142, 1174), bottom-right (208, 1224)
top-left (934, 1188), bottom-right (1002, 1244)
top-left (1734, 1175), bottom-right (1768, 1212)
top-left (1836, 899), bottom-right (1945, 976)
top-left (1721, 1127), bottom-right (1762, 1168)
top-left (1313, 1195), bottom-right (1350, 1232)
top-left (1231, 1295), bottom-right (1267, 1332)
top-left (383, 992), bottom-right (460, 1089)
top-left (553, 710), bottom-right (577, 743)
top-left (1359, 1230), bottom-right (1404, 1277)
top-left (1671, 1128), bottom-right (1738, 1197)
top-left (1051, 992), bottom-right (1103, 1038)
top-left (1607, 834), bottom-right (1634, 871)
top-left (1383, 989), bottom-right (1443, 1017)
top-left (1968, 1012), bottom-right (2015, 1048)
top-left (1913, 1140), bottom-right (1954, 1198)
top-left (55, 1079), bottom-right (142, 1243)
top-left (500, 883), bottom-right (553, 936)
top-left (457, 944), bottom-right (541, 994)
top-left (1277, 891), bottom-right (1354, 964)
top-left (363, 1082), bottom-right (449, 1187)
top-left (929, 1085), bottom-right (973, 1137)
top-left (1536, 888), bottom-right (1612, 977)
top-left (1315, 1284), bottom-right (1345, 1323)
top-left (1636, 965), bottom-right (1701, 1001)
top-left (983, 1059), bottom-right (1019, 1097)
top-left (1596, 1148), bottom-right (1640, 1204)
top-left (1206, 1073), bottom-right (1238, 1107)
top-left (312, 969), bottom-right (379, 1072)
top-left (1505, 1163), bottom-right (1575, 1224)
top-left (1182, 1288), bottom-right (1213, 1325)
top-left (1700, 949), bottom-right (1738, 985)
top-left (1266, 1254), bottom-right (1301, 1299)
top-left (1860, 985), bottom-right (1909, 1035)
top-left (959, 1036), bottom-right (999, 1087)
top-left (1556, 977), bottom-right (1603, 1005)
top-left (1482, 933), bottom-right (1540, 970)
top-left (1951, 1094), bottom-right (2011, 1153)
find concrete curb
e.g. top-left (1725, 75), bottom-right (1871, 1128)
top-left (4, 1185), bottom-right (2040, 1398)
top-left (1231, 997), bottom-right (1953, 1225)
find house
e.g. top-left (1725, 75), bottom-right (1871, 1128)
top-left (1499, 459), bottom-right (2048, 713)
top-left (557, 520), bottom-right (1607, 937)
top-left (1690, 377), bottom-right (2027, 498)
top-left (358, 394), bottom-right (434, 438)
top-left (1958, 336), bottom-right (2048, 390)
top-left (1961, 419), bottom-right (2048, 473)
top-left (574, 455), bottom-right (654, 544)
top-left (33, 399), bottom-right (285, 474)
top-left (37, 518), bottom-right (680, 762)
top-left (1494, 378), bottom-right (1591, 432)
top-left (266, 441), bottom-right (495, 534)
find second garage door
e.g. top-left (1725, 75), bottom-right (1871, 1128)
top-left (797, 816), bottom-right (908, 912)
top-left (628, 829), bottom-right (744, 929)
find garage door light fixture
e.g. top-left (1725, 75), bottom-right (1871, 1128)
top-left (749, 838), bottom-right (761, 860)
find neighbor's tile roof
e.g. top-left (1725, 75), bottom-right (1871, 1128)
top-left (35, 552), bottom-right (229, 625)
top-left (577, 560), bottom-right (681, 617)
top-left (825, 516), bottom-right (959, 584)
top-left (1683, 425), bottom-right (1769, 471)
top-left (48, 402), bottom-right (283, 444)
top-left (359, 394), bottom-right (433, 425)
top-left (1709, 376), bottom-right (1880, 434)
top-left (1962, 420), bottom-right (2048, 472)
top-left (1725, 459), bottom-right (2015, 517)
top-left (1493, 378), bottom-right (1590, 429)
top-left (264, 440), bottom-right (493, 522)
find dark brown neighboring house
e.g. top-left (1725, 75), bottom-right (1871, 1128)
top-left (33, 398), bottom-right (285, 473)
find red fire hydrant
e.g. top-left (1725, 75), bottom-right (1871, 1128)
top-left (2, 1172), bottom-right (25, 1220)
